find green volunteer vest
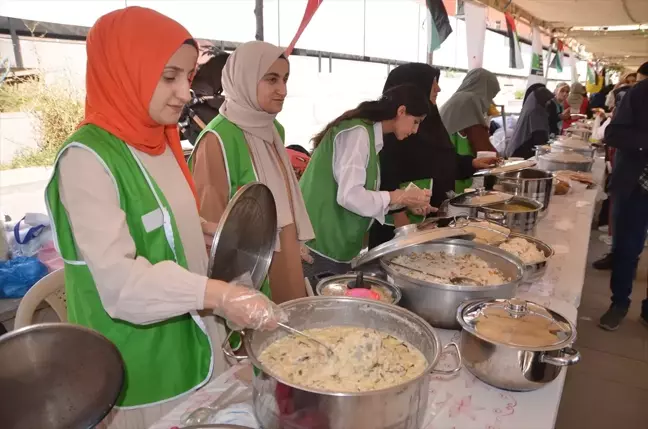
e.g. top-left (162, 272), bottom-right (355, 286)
top-left (385, 178), bottom-right (433, 226)
top-left (45, 125), bottom-right (212, 408)
top-left (451, 132), bottom-right (474, 193)
top-left (189, 115), bottom-right (284, 348)
top-left (300, 119), bottom-right (379, 262)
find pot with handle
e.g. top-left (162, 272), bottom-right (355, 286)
top-left (222, 296), bottom-right (461, 429)
top-left (456, 298), bottom-right (580, 391)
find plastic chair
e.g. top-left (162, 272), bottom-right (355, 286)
top-left (14, 269), bottom-right (67, 329)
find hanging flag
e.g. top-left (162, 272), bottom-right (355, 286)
top-left (586, 62), bottom-right (597, 84)
top-left (550, 40), bottom-right (564, 73)
top-left (465, 2), bottom-right (487, 69)
top-left (544, 34), bottom-right (555, 78)
top-left (426, 0), bottom-right (453, 52)
top-left (285, 0), bottom-right (323, 56)
top-left (504, 13), bottom-right (523, 69)
top-left (528, 27), bottom-right (546, 86)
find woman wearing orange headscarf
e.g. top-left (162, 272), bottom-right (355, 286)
top-left (45, 7), bottom-right (282, 426)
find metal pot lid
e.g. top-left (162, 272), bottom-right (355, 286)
top-left (458, 298), bottom-right (576, 350)
top-left (539, 152), bottom-right (592, 164)
top-left (475, 160), bottom-right (537, 176)
top-left (448, 189), bottom-right (513, 208)
top-left (351, 227), bottom-right (474, 269)
top-left (208, 182), bottom-right (277, 290)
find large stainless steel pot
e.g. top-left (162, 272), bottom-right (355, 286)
top-left (379, 239), bottom-right (524, 329)
top-left (537, 152), bottom-right (594, 172)
top-left (0, 323), bottom-right (125, 429)
top-left (223, 296), bottom-right (461, 429)
top-left (495, 168), bottom-right (553, 215)
top-left (478, 195), bottom-right (543, 233)
top-left (457, 298), bottom-right (580, 391)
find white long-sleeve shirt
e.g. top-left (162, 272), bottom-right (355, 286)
top-left (332, 122), bottom-right (391, 224)
top-left (58, 146), bottom-right (208, 325)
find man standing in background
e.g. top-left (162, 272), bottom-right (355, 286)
top-left (599, 77), bottom-right (648, 330)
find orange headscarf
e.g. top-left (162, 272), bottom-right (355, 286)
top-left (82, 6), bottom-right (198, 205)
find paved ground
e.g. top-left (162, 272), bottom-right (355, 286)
top-left (555, 232), bottom-right (648, 429)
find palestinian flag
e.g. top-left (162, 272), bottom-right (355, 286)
top-left (587, 62), bottom-right (597, 84)
top-left (550, 40), bottom-right (564, 72)
top-left (505, 12), bottom-right (524, 69)
top-left (426, 0), bottom-right (453, 52)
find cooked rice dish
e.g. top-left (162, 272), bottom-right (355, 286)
top-left (258, 326), bottom-right (427, 392)
top-left (499, 237), bottom-right (546, 264)
top-left (391, 251), bottom-right (507, 286)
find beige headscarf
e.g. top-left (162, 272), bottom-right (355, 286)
top-left (566, 82), bottom-right (587, 112)
top-left (219, 41), bottom-right (315, 247)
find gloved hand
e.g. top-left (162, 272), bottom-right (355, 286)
top-left (217, 284), bottom-right (285, 330)
top-left (389, 188), bottom-right (431, 210)
top-left (210, 272), bottom-right (286, 331)
top-left (411, 204), bottom-right (438, 217)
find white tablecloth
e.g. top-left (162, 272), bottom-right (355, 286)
top-left (151, 160), bottom-right (605, 429)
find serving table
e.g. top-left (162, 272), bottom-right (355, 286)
top-left (151, 159), bottom-right (605, 429)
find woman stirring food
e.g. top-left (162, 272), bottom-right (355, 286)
top-left (368, 63), bottom-right (498, 248)
top-left (439, 68), bottom-right (501, 193)
top-left (191, 41), bottom-right (315, 304)
top-left (45, 8), bottom-right (282, 427)
top-left (300, 84), bottom-right (432, 279)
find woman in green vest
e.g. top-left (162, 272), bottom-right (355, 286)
top-left (45, 8), bottom-right (283, 428)
top-left (300, 84), bottom-right (433, 279)
top-left (191, 41), bottom-right (315, 305)
top-left (439, 68), bottom-right (501, 193)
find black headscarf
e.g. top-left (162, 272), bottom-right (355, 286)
top-left (523, 83), bottom-right (545, 104)
top-left (379, 63), bottom-right (458, 208)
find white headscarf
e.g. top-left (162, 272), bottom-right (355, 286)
top-left (219, 41), bottom-right (315, 246)
top-left (567, 82), bottom-right (587, 112)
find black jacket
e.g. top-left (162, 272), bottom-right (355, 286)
top-left (606, 80), bottom-right (648, 197)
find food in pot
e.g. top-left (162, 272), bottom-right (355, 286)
top-left (390, 251), bottom-right (507, 286)
top-left (488, 202), bottom-right (535, 212)
top-left (319, 282), bottom-right (393, 303)
top-left (258, 326), bottom-right (427, 392)
top-left (475, 306), bottom-right (568, 347)
top-left (498, 237), bottom-right (546, 264)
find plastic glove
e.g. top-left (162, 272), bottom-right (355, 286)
top-left (300, 244), bottom-right (314, 264)
top-left (389, 188), bottom-right (431, 210)
top-left (213, 272), bottom-right (286, 331)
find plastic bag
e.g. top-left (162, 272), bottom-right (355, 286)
top-left (9, 213), bottom-right (53, 258)
top-left (0, 256), bottom-right (48, 298)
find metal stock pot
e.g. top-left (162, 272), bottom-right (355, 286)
top-left (457, 298), bottom-right (580, 391)
top-left (222, 296), bottom-right (461, 429)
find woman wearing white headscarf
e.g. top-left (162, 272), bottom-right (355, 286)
top-left (190, 41), bottom-right (315, 305)
top-left (439, 68), bottom-right (500, 193)
top-left (562, 82), bottom-right (591, 131)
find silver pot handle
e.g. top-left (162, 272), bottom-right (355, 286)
top-left (431, 342), bottom-right (462, 376)
top-left (483, 211), bottom-right (505, 221)
top-left (539, 347), bottom-right (580, 367)
top-left (221, 330), bottom-right (249, 362)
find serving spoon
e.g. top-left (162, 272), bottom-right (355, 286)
top-left (277, 323), bottom-right (335, 356)
top-left (388, 260), bottom-right (483, 286)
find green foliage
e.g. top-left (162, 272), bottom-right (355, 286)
top-left (0, 77), bottom-right (83, 169)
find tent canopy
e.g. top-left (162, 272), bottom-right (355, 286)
top-left (478, 0), bottom-right (648, 70)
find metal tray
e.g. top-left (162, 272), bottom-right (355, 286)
top-left (208, 182), bottom-right (277, 290)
